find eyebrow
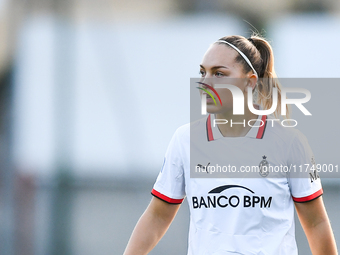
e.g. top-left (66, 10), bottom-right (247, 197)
top-left (200, 65), bottom-right (229, 70)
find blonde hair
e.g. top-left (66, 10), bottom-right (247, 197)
top-left (217, 34), bottom-right (290, 119)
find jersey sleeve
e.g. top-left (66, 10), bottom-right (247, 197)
top-left (151, 128), bottom-right (186, 204)
top-left (287, 130), bottom-right (323, 203)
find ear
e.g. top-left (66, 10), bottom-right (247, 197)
top-left (247, 73), bottom-right (257, 90)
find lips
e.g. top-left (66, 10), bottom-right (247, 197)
top-left (203, 93), bottom-right (214, 103)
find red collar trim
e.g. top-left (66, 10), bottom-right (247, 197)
top-left (256, 115), bottom-right (267, 139)
top-left (206, 114), bottom-right (214, 141)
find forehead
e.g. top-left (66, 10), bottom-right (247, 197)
top-left (201, 43), bottom-right (239, 68)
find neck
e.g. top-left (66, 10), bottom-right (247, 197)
top-left (215, 108), bottom-right (258, 137)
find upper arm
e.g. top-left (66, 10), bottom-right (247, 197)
top-left (147, 196), bottom-right (181, 224)
top-left (294, 196), bottom-right (329, 229)
top-left (294, 197), bottom-right (338, 254)
top-left (123, 195), bottom-right (182, 255)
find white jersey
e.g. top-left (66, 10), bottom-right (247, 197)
top-left (152, 113), bottom-right (322, 255)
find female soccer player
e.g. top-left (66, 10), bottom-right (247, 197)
top-left (123, 35), bottom-right (338, 255)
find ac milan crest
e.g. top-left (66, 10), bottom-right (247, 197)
top-left (259, 155), bottom-right (269, 177)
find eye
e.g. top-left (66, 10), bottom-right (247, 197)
top-left (215, 71), bottom-right (224, 77)
top-left (199, 70), bottom-right (206, 77)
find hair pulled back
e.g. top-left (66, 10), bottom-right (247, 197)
top-left (217, 34), bottom-right (289, 119)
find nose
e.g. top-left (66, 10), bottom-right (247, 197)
top-left (200, 74), bottom-right (214, 89)
top-left (197, 81), bottom-right (213, 92)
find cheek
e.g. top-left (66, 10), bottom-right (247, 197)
top-left (217, 80), bottom-right (248, 100)
top-left (216, 89), bottom-right (233, 106)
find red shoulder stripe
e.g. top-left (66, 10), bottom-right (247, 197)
top-left (256, 115), bottom-right (267, 139)
top-left (207, 114), bottom-right (214, 141)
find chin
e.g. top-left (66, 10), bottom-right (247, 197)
top-left (207, 105), bottom-right (233, 114)
top-left (206, 105), bottom-right (222, 113)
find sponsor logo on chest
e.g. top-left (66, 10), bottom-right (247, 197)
top-left (192, 185), bottom-right (272, 209)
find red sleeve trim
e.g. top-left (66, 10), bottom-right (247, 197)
top-left (151, 189), bottom-right (184, 204)
top-left (292, 188), bottom-right (323, 203)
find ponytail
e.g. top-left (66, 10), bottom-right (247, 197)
top-left (251, 36), bottom-right (290, 119)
